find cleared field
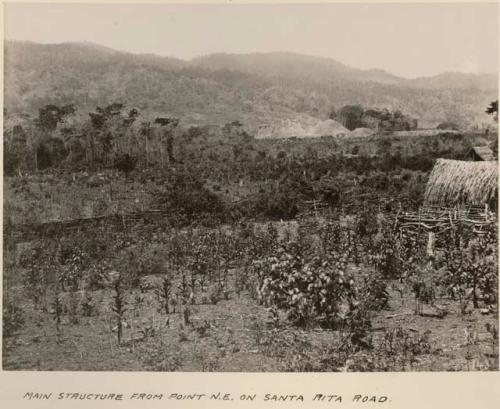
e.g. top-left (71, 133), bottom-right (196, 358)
top-left (3, 218), bottom-right (498, 372)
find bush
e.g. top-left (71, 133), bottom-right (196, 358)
top-left (441, 224), bottom-right (498, 308)
top-left (58, 247), bottom-right (88, 291)
top-left (257, 242), bottom-right (356, 328)
top-left (358, 272), bottom-right (389, 311)
top-left (114, 154), bottom-right (137, 178)
top-left (155, 170), bottom-right (228, 223)
top-left (85, 261), bottom-right (112, 290)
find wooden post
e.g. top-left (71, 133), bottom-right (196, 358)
top-left (417, 208), bottom-right (421, 244)
top-left (426, 231), bottom-right (435, 258)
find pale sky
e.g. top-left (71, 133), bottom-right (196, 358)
top-left (3, 2), bottom-right (499, 78)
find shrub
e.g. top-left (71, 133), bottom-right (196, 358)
top-left (155, 275), bottom-right (173, 314)
top-left (85, 262), bottom-right (112, 290)
top-left (367, 227), bottom-right (402, 279)
top-left (358, 272), bottom-right (389, 311)
top-left (442, 224), bottom-right (498, 309)
top-left (58, 247), bottom-right (88, 291)
top-left (411, 263), bottom-right (438, 314)
top-left (114, 153), bottom-right (137, 178)
top-left (81, 293), bottom-right (97, 317)
top-left (257, 242), bottom-right (356, 328)
top-left (111, 274), bottom-right (127, 345)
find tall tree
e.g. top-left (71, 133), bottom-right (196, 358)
top-left (88, 103), bottom-right (124, 166)
top-left (32, 104), bottom-right (76, 170)
top-left (154, 117), bottom-right (179, 165)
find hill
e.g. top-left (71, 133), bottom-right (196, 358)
top-left (191, 52), bottom-right (405, 85)
top-left (4, 41), bottom-right (498, 134)
top-left (408, 72), bottom-right (497, 90)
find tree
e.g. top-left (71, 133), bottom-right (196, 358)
top-left (154, 117), bottom-right (179, 164)
top-left (4, 125), bottom-right (28, 175)
top-left (36, 104), bottom-right (76, 133)
top-left (89, 103), bottom-right (123, 130)
top-left (123, 108), bottom-right (139, 127)
top-left (337, 105), bottom-right (364, 130)
top-left (486, 100), bottom-right (498, 122)
top-left (36, 138), bottom-right (67, 170)
top-left (114, 154), bottom-right (137, 179)
top-left (31, 104), bottom-right (76, 170)
top-left (88, 103), bottom-right (125, 166)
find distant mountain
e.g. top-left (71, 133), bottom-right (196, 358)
top-left (408, 72), bottom-right (497, 90)
top-left (191, 52), bottom-right (404, 85)
top-left (4, 41), bottom-right (498, 134)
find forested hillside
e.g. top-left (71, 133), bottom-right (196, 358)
top-left (4, 41), bottom-right (498, 132)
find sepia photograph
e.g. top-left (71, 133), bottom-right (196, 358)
top-left (2, 1), bottom-right (499, 373)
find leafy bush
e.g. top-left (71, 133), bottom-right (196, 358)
top-left (84, 261), bottom-right (112, 290)
top-left (442, 224), bottom-right (498, 308)
top-left (368, 231), bottom-right (401, 279)
top-left (358, 272), bottom-right (389, 311)
top-left (257, 242), bottom-right (356, 328)
top-left (411, 263), bottom-right (438, 313)
top-left (58, 247), bottom-right (88, 291)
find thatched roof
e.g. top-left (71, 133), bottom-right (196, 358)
top-left (424, 159), bottom-right (498, 207)
top-left (470, 146), bottom-right (494, 161)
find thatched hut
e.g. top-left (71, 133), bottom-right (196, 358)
top-left (424, 159), bottom-right (498, 210)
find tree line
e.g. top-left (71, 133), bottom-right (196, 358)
top-left (4, 103), bottom-right (180, 176)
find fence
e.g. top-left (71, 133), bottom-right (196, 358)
top-left (4, 209), bottom-right (176, 242)
top-left (395, 205), bottom-right (496, 253)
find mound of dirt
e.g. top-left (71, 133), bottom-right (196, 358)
top-left (256, 114), bottom-right (319, 138)
top-left (257, 116), bottom-right (350, 139)
top-left (350, 127), bottom-right (376, 137)
top-left (311, 119), bottom-right (350, 137)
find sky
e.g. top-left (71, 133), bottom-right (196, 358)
top-left (3, 2), bottom-right (499, 78)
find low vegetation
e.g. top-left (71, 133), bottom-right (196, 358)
top-left (2, 97), bottom-right (498, 371)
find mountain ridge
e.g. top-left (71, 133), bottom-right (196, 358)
top-left (4, 40), bottom-right (498, 132)
top-left (8, 40), bottom-right (496, 82)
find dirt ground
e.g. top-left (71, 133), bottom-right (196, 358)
top-left (3, 275), bottom-right (498, 372)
